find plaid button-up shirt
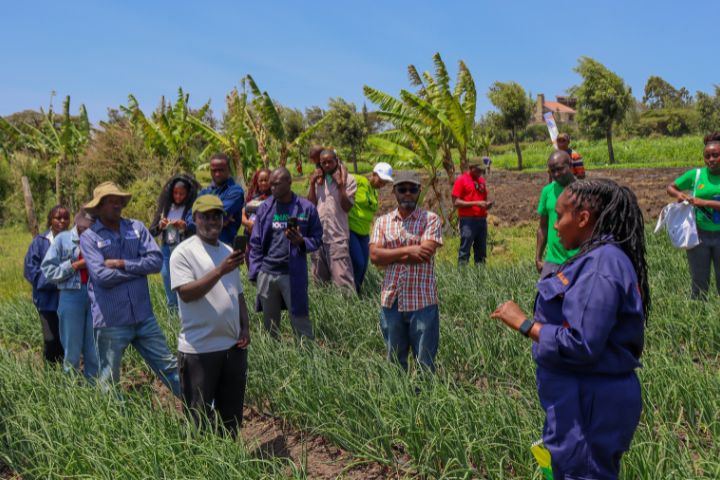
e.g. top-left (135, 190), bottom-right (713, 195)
top-left (370, 208), bottom-right (443, 311)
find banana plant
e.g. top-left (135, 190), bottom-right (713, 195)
top-left (123, 87), bottom-right (210, 173)
top-left (1, 96), bottom-right (90, 207)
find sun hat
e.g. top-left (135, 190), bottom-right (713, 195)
top-left (193, 194), bottom-right (225, 214)
top-left (373, 162), bottom-right (394, 182)
top-left (84, 181), bottom-right (132, 212)
top-left (392, 170), bottom-right (422, 186)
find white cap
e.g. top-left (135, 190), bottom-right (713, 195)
top-left (372, 162), bottom-right (394, 182)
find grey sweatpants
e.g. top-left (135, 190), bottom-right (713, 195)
top-left (686, 229), bottom-right (720, 298)
top-left (256, 271), bottom-right (314, 339)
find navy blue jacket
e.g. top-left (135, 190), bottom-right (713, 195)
top-left (24, 230), bottom-right (59, 312)
top-left (533, 243), bottom-right (645, 375)
top-left (187, 177), bottom-right (245, 244)
top-left (248, 194), bottom-right (323, 317)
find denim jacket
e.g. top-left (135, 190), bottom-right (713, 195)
top-left (41, 227), bottom-right (83, 290)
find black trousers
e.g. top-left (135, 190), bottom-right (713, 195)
top-left (178, 346), bottom-right (248, 435)
top-left (38, 310), bottom-right (63, 364)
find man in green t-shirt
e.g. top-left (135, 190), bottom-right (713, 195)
top-left (536, 151), bottom-right (578, 277)
top-left (348, 163), bottom-right (394, 293)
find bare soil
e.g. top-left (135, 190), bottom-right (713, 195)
top-left (376, 167), bottom-right (685, 227)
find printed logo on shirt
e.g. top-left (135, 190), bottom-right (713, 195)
top-left (272, 212), bottom-right (307, 230)
top-left (97, 239), bottom-right (111, 248)
top-left (698, 184), bottom-right (705, 190)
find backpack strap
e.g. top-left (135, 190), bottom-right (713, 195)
top-left (693, 168), bottom-right (701, 198)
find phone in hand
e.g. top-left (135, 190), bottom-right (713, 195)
top-left (233, 236), bottom-right (247, 252)
top-left (287, 216), bottom-right (298, 230)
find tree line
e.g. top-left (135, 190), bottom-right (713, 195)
top-left (1, 55), bottom-right (719, 228)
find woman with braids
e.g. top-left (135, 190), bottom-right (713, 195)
top-left (24, 205), bottom-right (71, 364)
top-left (492, 179), bottom-right (650, 480)
top-left (667, 132), bottom-right (720, 298)
top-left (241, 168), bottom-right (272, 238)
top-left (149, 174), bottom-right (200, 309)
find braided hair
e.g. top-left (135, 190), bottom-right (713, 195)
top-left (562, 179), bottom-right (651, 320)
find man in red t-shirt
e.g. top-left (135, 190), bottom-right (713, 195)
top-left (452, 163), bottom-right (493, 265)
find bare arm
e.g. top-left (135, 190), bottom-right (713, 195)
top-left (535, 215), bottom-right (548, 272)
top-left (236, 291), bottom-right (250, 348)
top-left (307, 170), bottom-right (322, 205)
top-left (667, 183), bottom-right (689, 202)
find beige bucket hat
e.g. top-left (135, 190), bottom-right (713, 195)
top-left (84, 181), bottom-right (132, 212)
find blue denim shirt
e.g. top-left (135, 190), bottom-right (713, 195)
top-left (532, 242), bottom-right (645, 375)
top-left (80, 218), bottom-right (162, 328)
top-left (23, 230), bottom-right (59, 311)
top-left (41, 227), bottom-right (83, 290)
top-left (187, 178), bottom-right (245, 244)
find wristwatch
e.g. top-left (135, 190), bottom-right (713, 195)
top-left (519, 318), bottom-right (535, 337)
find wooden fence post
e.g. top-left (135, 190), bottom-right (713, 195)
top-left (21, 176), bottom-right (39, 236)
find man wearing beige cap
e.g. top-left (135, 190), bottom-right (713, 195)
top-left (170, 194), bottom-right (250, 435)
top-left (80, 181), bottom-right (180, 396)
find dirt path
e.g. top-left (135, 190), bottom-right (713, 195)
top-left (376, 167), bottom-right (686, 227)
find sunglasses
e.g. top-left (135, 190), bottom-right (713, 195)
top-left (396, 185), bottom-right (420, 194)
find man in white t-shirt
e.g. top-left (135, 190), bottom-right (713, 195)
top-left (170, 194), bottom-right (250, 435)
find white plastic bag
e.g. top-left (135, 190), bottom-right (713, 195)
top-left (654, 201), bottom-right (700, 249)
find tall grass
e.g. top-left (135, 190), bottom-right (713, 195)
top-left (491, 135), bottom-right (704, 171)
top-left (0, 228), bottom-right (718, 478)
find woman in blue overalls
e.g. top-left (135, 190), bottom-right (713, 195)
top-left (492, 179), bottom-right (650, 480)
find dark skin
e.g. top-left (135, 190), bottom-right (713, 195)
top-left (96, 195), bottom-right (129, 270)
top-left (307, 152), bottom-right (353, 212)
top-left (667, 143), bottom-right (720, 210)
top-left (174, 209), bottom-right (250, 349)
top-left (159, 184), bottom-right (189, 232)
top-left (368, 172), bottom-right (390, 189)
top-left (209, 158), bottom-right (235, 227)
top-left (535, 152), bottom-right (575, 272)
top-left (241, 170), bottom-right (271, 232)
top-left (452, 166), bottom-right (494, 210)
top-left (270, 168), bottom-right (305, 247)
top-left (49, 209), bottom-right (70, 236)
top-left (492, 190), bottom-right (595, 341)
top-left (370, 182), bottom-right (440, 266)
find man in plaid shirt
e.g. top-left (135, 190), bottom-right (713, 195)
top-left (369, 171), bottom-right (443, 372)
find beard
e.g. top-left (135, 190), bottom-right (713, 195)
top-left (399, 200), bottom-right (417, 210)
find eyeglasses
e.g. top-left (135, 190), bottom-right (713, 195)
top-left (396, 186), bottom-right (420, 194)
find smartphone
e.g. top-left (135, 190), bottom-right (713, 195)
top-left (232, 236), bottom-right (247, 252)
top-left (287, 216), bottom-right (298, 229)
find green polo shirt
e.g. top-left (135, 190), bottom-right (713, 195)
top-left (348, 174), bottom-right (378, 236)
top-left (537, 181), bottom-right (579, 264)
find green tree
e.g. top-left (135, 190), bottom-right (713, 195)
top-left (696, 87), bottom-right (720, 133)
top-left (487, 81), bottom-right (533, 170)
top-left (123, 87), bottom-right (210, 173)
top-left (0, 96), bottom-right (90, 208)
top-left (324, 98), bottom-right (367, 173)
top-left (642, 76), bottom-right (691, 109)
top-left (570, 57), bottom-right (632, 164)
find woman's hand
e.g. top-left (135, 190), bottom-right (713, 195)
top-left (490, 301), bottom-right (527, 331)
top-left (159, 218), bottom-right (169, 230)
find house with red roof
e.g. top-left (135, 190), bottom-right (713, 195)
top-left (533, 94), bottom-right (578, 125)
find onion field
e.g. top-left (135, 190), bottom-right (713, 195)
top-left (0, 227), bottom-right (718, 479)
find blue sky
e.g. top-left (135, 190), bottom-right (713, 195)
top-left (1, 1), bottom-right (715, 123)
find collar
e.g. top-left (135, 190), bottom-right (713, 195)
top-left (211, 177), bottom-right (236, 191)
top-left (391, 207), bottom-right (421, 221)
top-left (71, 226), bottom-right (80, 243)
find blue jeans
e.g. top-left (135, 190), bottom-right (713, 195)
top-left (458, 217), bottom-right (487, 265)
top-left (161, 243), bottom-right (178, 309)
top-left (57, 285), bottom-right (99, 381)
top-left (94, 316), bottom-right (181, 397)
top-left (380, 301), bottom-right (439, 372)
top-left (349, 231), bottom-right (370, 293)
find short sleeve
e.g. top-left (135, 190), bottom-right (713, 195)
top-left (169, 247), bottom-right (195, 290)
top-left (421, 212), bottom-right (443, 245)
top-left (451, 176), bottom-right (465, 198)
top-left (369, 216), bottom-right (385, 246)
top-left (537, 185), bottom-right (548, 215)
top-left (674, 169), bottom-right (696, 191)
